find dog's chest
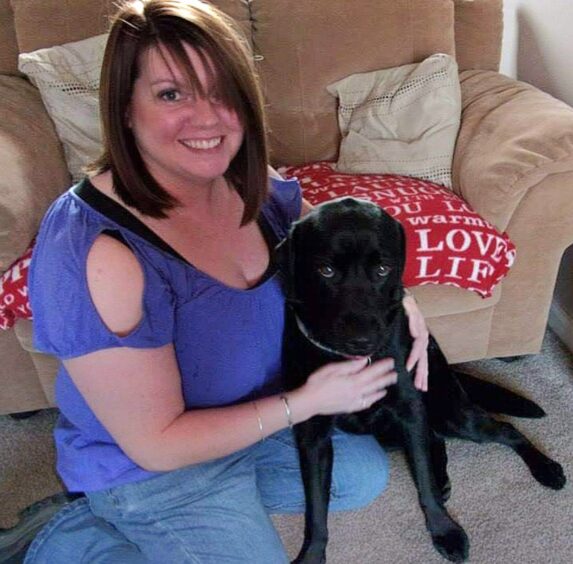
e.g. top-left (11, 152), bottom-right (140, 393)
top-left (334, 407), bottom-right (393, 435)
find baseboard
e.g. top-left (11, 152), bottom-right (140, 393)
top-left (548, 299), bottom-right (573, 353)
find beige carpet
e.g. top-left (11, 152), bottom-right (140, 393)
top-left (1, 329), bottom-right (572, 563)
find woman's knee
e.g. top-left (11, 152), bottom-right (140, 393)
top-left (256, 429), bottom-right (390, 514)
top-left (24, 499), bottom-right (145, 564)
top-left (329, 433), bottom-right (390, 511)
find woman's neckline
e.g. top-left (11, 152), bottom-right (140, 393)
top-left (71, 177), bottom-right (280, 292)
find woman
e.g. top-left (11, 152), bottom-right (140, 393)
top-left (8, 1), bottom-right (428, 561)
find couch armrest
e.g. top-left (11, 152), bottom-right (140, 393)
top-left (0, 75), bottom-right (70, 271)
top-left (452, 70), bottom-right (573, 231)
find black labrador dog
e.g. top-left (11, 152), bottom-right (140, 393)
top-left (276, 197), bottom-right (566, 563)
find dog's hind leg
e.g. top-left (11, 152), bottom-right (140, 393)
top-left (454, 372), bottom-right (545, 418)
top-left (441, 406), bottom-right (566, 490)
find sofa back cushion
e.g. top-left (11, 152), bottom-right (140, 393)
top-left (9, 0), bottom-right (502, 166)
top-left (454, 0), bottom-right (503, 72)
top-left (9, 0), bottom-right (252, 52)
top-left (10, 0), bottom-right (117, 53)
top-left (251, 0), bottom-right (456, 165)
top-left (0, 0), bottom-right (20, 75)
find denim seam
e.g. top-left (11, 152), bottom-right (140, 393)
top-left (106, 490), bottom-right (124, 512)
top-left (91, 492), bottom-right (202, 564)
top-left (134, 510), bottom-right (202, 564)
top-left (23, 498), bottom-right (89, 563)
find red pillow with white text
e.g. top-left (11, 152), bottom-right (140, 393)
top-left (0, 239), bottom-right (34, 330)
top-left (280, 162), bottom-right (515, 298)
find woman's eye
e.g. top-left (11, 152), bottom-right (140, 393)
top-left (159, 89), bottom-right (182, 102)
top-left (376, 265), bottom-right (391, 277)
top-left (318, 265), bottom-right (336, 278)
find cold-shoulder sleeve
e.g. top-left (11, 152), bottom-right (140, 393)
top-left (29, 193), bottom-right (175, 359)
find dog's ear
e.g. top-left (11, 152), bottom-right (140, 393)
top-left (395, 219), bottom-right (407, 282)
top-left (376, 206), bottom-right (407, 286)
top-left (388, 221), bottom-right (407, 306)
top-left (382, 214), bottom-right (407, 303)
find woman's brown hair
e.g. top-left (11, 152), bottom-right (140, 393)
top-left (88, 0), bottom-right (268, 224)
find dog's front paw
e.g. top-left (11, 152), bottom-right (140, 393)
top-left (430, 522), bottom-right (469, 563)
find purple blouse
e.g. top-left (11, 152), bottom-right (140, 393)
top-left (29, 176), bottom-right (301, 492)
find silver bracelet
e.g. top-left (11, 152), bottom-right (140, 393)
top-left (252, 401), bottom-right (265, 441)
top-left (280, 395), bottom-right (293, 428)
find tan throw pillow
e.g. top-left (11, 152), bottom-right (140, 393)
top-left (18, 34), bottom-right (107, 182)
top-left (327, 53), bottom-right (461, 188)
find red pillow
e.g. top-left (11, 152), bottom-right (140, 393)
top-left (0, 240), bottom-right (34, 330)
top-left (280, 162), bottom-right (515, 298)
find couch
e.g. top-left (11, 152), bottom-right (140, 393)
top-left (2, 0), bottom-right (573, 415)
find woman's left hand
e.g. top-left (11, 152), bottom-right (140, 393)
top-left (402, 291), bottom-right (429, 391)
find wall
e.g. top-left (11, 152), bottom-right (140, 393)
top-left (500, 0), bottom-right (573, 351)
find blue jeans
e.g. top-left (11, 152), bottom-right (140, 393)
top-left (25, 428), bottom-right (389, 563)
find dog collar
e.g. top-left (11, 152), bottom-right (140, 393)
top-left (294, 314), bottom-right (372, 365)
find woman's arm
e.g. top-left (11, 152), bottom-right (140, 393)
top-left (403, 291), bottom-right (429, 391)
top-left (300, 198), bottom-right (314, 217)
top-left (66, 234), bottom-right (397, 472)
top-left (266, 165), bottom-right (313, 219)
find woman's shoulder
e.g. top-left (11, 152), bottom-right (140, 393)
top-left (262, 173), bottom-right (302, 236)
top-left (86, 233), bottom-right (145, 337)
top-left (31, 175), bottom-right (141, 295)
top-left (39, 177), bottom-right (107, 231)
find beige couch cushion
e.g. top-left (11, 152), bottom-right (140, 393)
top-left (454, 70), bottom-right (573, 231)
top-left (18, 34), bottom-right (107, 181)
top-left (0, 0), bottom-right (19, 75)
top-left (10, 0), bottom-right (456, 169)
top-left (0, 75), bottom-right (70, 271)
top-left (14, 320), bottom-right (58, 406)
top-left (0, 326), bottom-right (49, 413)
top-left (412, 282), bottom-right (500, 319)
top-left (10, 0), bottom-right (252, 52)
top-left (454, 0), bottom-right (502, 72)
top-left (250, 0), bottom-right (456, 166)
top-left (10, 0), bottom-right (116, 52)
top-left (327, 54), bottom-right (461, 188)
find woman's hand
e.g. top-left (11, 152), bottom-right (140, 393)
top-left (294, 357), bottom-right (397, 417)
top-left (403, 291), bottom-right (429, 391)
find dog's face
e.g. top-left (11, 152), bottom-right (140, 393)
top-left (277, 197), bottom-right (406, 356)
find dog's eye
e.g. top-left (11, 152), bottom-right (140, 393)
top-left (318, 265), bottom-right (336, 278)
top-left (376, 265), bottom-right (391, 277)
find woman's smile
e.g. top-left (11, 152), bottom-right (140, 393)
top-left (180, 136), bottom-right (223, 150)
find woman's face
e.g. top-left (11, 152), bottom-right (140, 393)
top-left (127, 43), bottom-right (244, 191)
